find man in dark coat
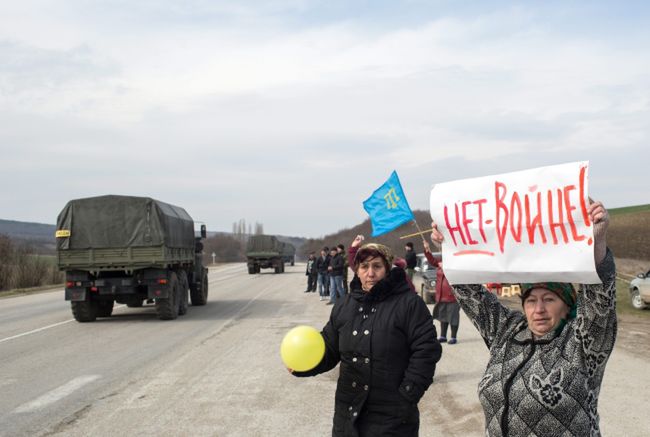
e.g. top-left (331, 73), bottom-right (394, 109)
top-left (315, 248), bottom-right (331, 301)
top-left (293, 241), bottom-right (442, 436)
top-left (305, 252), bottom-right (318, 292)
top-left (337, 244), bottom-right (349, 294)
top-left (404, 242), bottom-right (417, 280)
top-left (327, 247), bottom-right (345, 305)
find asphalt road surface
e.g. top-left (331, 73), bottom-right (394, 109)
top-left (1, 263), bottom-right (648, 436)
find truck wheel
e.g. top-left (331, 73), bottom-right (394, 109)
top-left (156, 272), bottom-right (179, 320)
top-left (97, 300), bottom-right (114, 317)
top-left (178, 271), bottom-right (189, 316)
top-left (248, 266), bottom-right (255, 274)
top-left (71, 300), bottom-right (98, 322)
top-left (631, 288), bottom-right (647, 310)
top-left (191, 269), bottom-right (208, 306)
top-left (255, 265), bottom-right (261, 274)
top-left (291, 258), bottom-right (295, 267)
top-left (275, 265), bottom-right (281, 273)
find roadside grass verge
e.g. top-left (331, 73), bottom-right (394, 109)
top-left (0, 283), bottom-right (64, 299)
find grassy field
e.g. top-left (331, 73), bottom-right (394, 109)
top-left (609, 204), bottom-right (650, 216)
top-left (608, 209), bottom-right (650, 261)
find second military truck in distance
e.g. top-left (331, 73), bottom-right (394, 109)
top-left (246, 235), bottom-right (295, 274)
top-left (56, 195), bottom-right (209, 322)
top-left (282, 241), bottom-right (296, 266)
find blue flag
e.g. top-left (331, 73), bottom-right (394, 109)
top-left (363, 171), bottom-right (414, 237)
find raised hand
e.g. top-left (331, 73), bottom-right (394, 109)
top-left (429, 221), bottom-right (444, 247)
top-left (351, 235), bottom-right (365, 248)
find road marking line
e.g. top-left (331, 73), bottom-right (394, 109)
top-left (0, 304), bottom-right (126, 345)
top-left (0, 319), bottom-right (76, 344)
top-left (13, 375), bottom-right (100, 414)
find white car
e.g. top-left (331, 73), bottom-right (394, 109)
top-left (629, 270), bottom-right (650, 310)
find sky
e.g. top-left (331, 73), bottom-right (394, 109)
top-left (1, 0), bottom-right (649, 238)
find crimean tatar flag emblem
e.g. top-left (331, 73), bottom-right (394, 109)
top-left (363, 171), bottom-right (414, 237)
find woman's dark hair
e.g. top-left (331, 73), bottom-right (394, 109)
top-left (353, 244), bottom-right (393, 272)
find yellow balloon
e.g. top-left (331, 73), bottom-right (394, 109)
top-left (281, 325), bottom-right (326, 372)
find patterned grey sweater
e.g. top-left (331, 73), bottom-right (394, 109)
top-left (452, 250), bottom-right (616, 437)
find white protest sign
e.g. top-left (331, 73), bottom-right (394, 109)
top-left (429, 161), bottom-right (600, 285)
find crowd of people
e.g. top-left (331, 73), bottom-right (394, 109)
top-left (305, 244), bottom-right (350, 304)
top-left (293, 199), bottom-right (616, 437)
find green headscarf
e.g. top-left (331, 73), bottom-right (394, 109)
top-left (520, 282), bottom-right (577, 333)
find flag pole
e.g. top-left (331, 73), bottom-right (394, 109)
top-left (399, 228), bottom-right (433, 240)
top-left (409, 218), bottom-right (428, 244)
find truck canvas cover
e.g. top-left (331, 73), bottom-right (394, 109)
top-left (56, 195), bottom-right (195, 251)
top-left (246, 235), bottom-right (282, 254)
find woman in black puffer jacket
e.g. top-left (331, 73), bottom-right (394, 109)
top-left (293, 237), bottom-right (442, 437)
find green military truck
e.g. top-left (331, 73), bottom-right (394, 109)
top-left (56, 195), bottom-right (209, 322)
top-left (246, 235), bottom-right (294, 274)
top-left (281, 242), bottom-right (296, 266)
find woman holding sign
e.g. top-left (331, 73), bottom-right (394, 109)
top-left (429, 200), bottom-right (616, 437)
top-left (292, 236), bottom-right (442, 436)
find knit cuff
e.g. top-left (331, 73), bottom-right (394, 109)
top-left (592, 218), bottom-right (607, 266)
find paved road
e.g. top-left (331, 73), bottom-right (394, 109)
top-left (0, 264), bottom-right (647, 436)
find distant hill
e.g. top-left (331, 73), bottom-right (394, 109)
top-left (300, 210), bottom-right (433, 259)
top-left (301, 205), bottom-right (650, 262)
top-left (0, 219), bottom-right (56, 240)
top-left (0, 219), bottom-right (57, 254)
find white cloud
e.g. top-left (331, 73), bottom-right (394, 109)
top-left (0, 1), bottom-right (649, 236)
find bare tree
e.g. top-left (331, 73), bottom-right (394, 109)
top-left (255, 222), bottom-right (264, 235)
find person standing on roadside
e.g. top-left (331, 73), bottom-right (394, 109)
top-left (422, 241), bottom-right (460, 344)
top-left (404, 242), bottom-right (417, 281)
top-left (291, 237), bottom-right (442, 436)
top-left (327, 247), bottom-right (345, 305)
top-left (315, 248), bottom-right (330, 301)
top-left (305, 252), bottom-right (318, 293)
top-left (337, 244), bottom-right (349, 294)
top-left (428, 200), bottom-right (616, 436)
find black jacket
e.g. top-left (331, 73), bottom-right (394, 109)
top-left (316, 255), bottom-right (330, 274)
top-left (295, 268), bottom-right (442, 436)
top-left (329, 253), bottom-right (345, 276)
top-left (405, 250), bottom-right (417, 269)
